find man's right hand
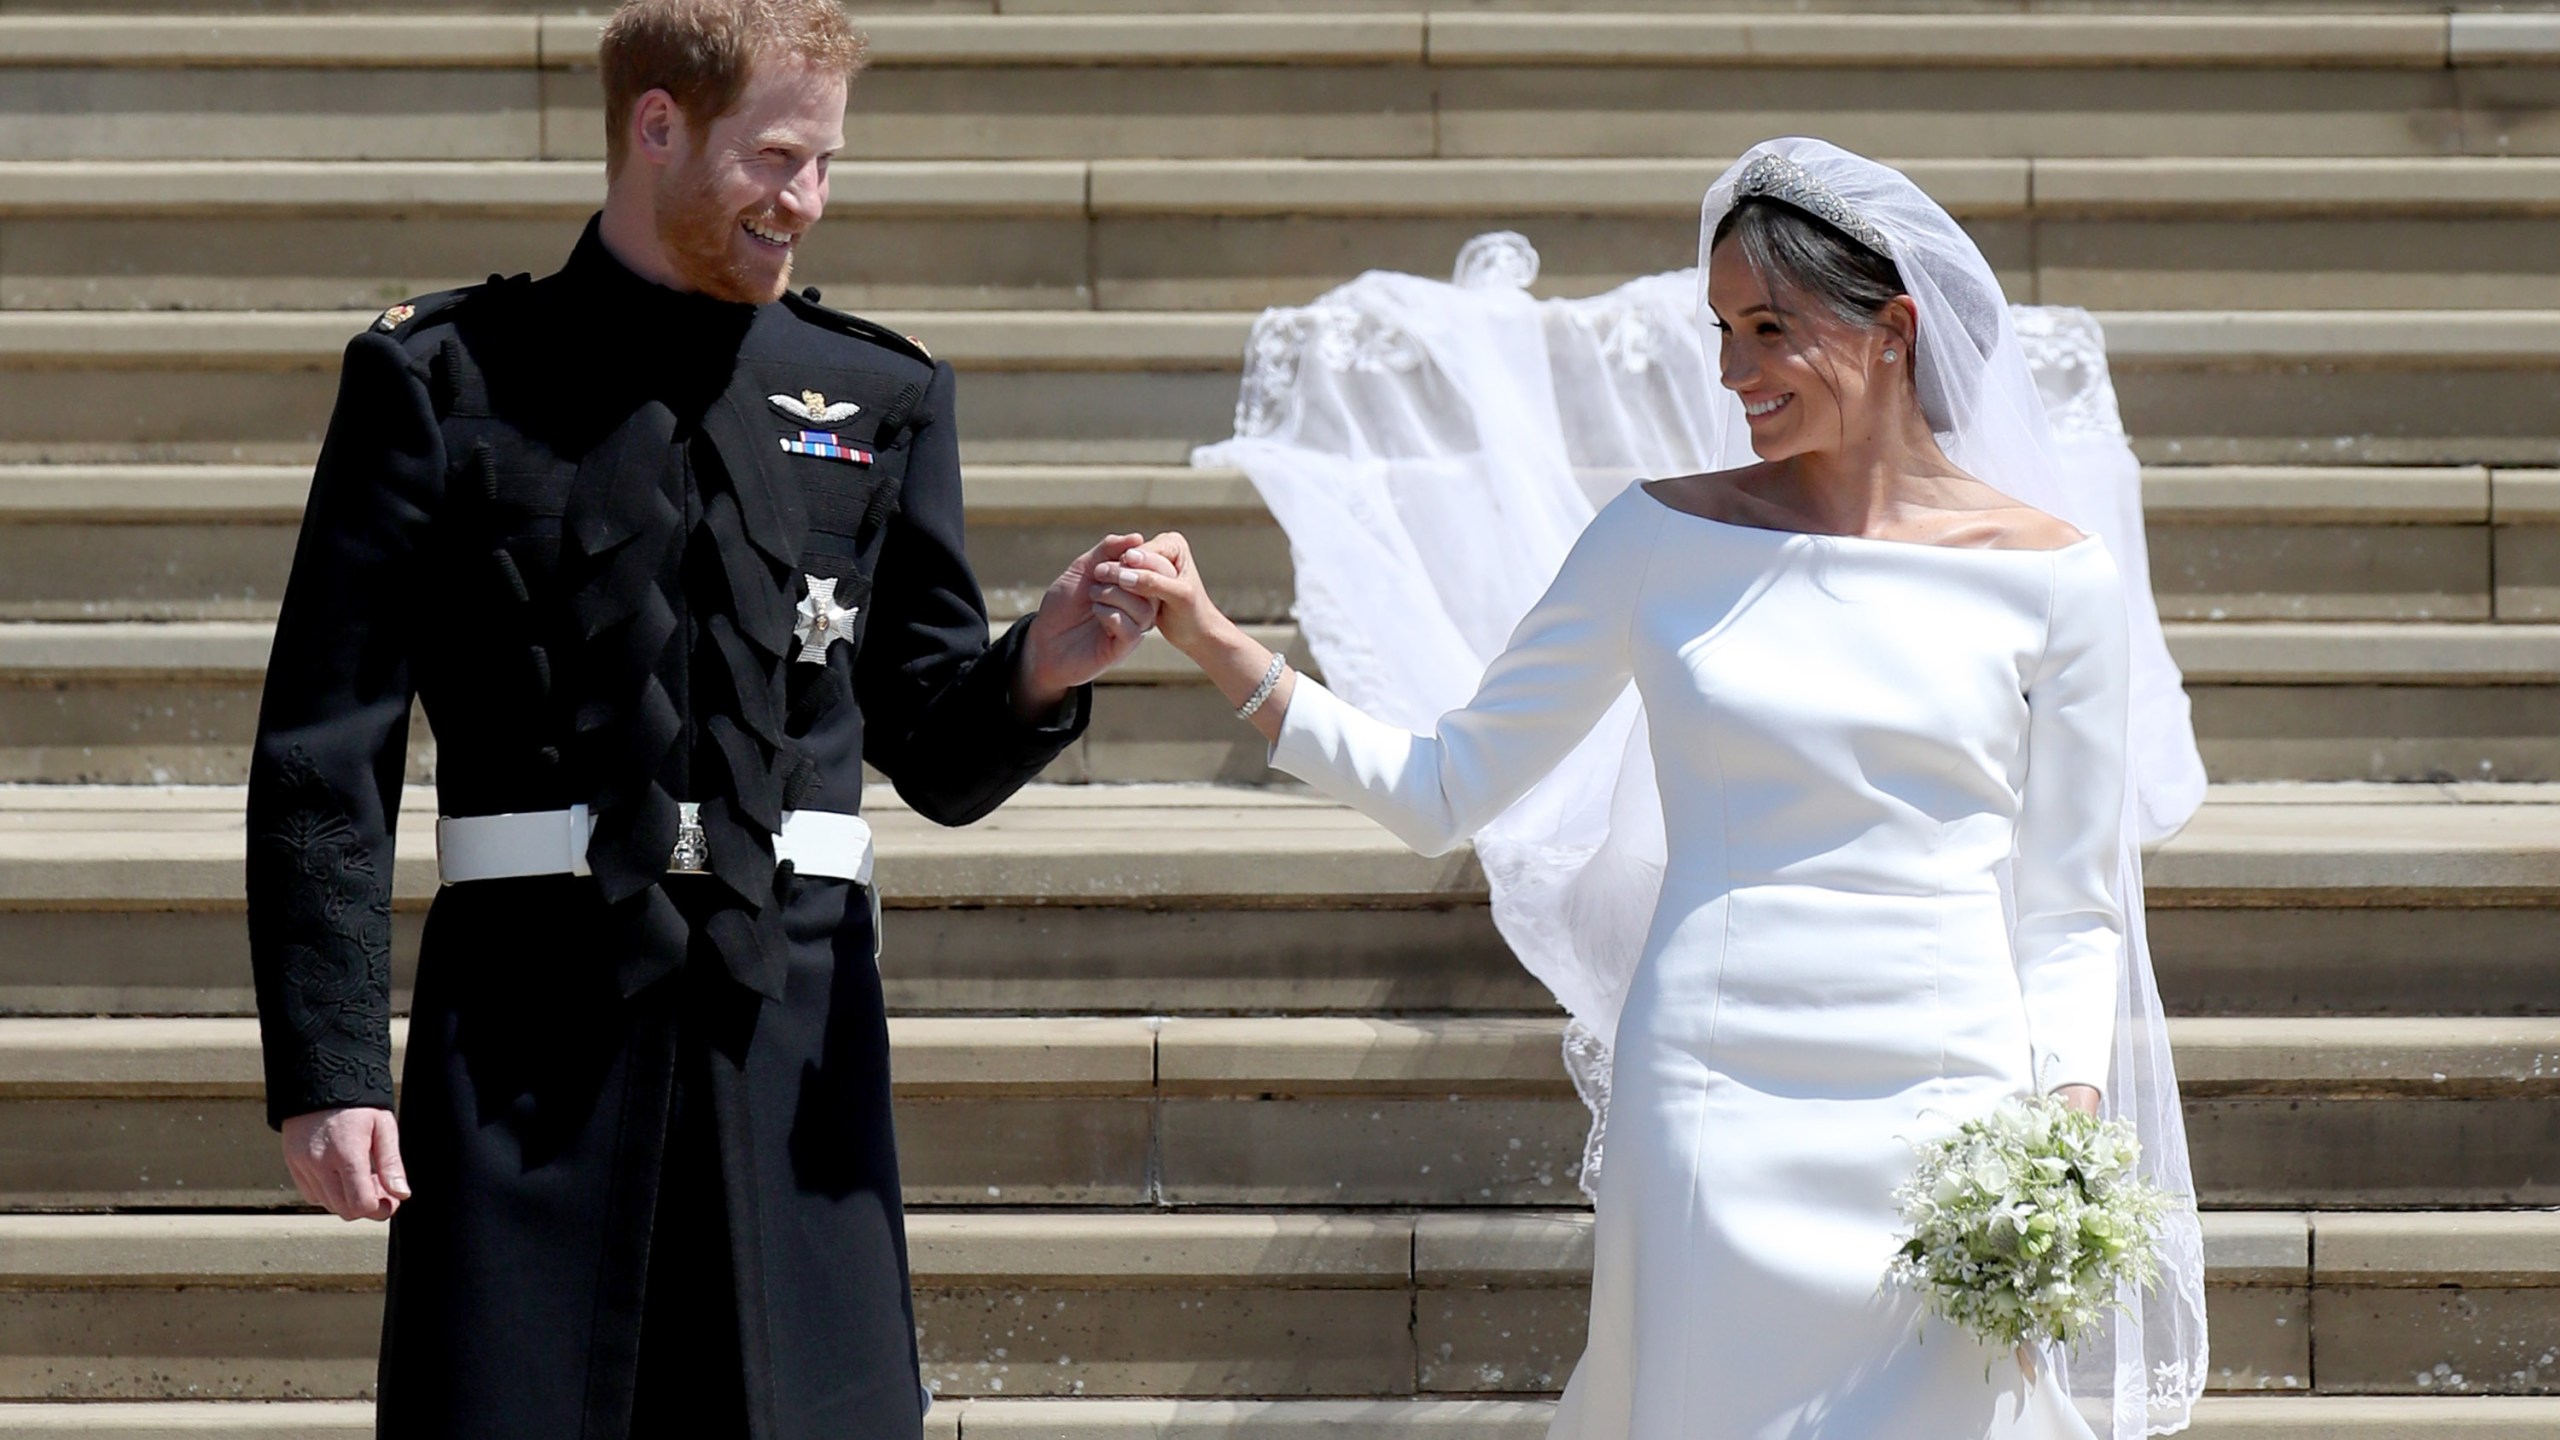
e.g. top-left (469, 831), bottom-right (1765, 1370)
top-left (282, 1106), bottom-right (411, 1221)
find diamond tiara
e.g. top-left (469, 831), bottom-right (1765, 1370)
top-left (1730, 154), bottom-right (1892, 258)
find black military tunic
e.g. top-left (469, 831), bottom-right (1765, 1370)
top-left (245, 219), bottom-right (1085, 1439)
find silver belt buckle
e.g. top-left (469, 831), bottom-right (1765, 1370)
top-left (668, 801), bottom-right (709, 874)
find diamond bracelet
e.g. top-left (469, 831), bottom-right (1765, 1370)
top-left (1236, 652), bottom-right (1288, 720)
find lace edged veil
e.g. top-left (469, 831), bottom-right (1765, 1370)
top-left (1195, 137), bottom-right (2209, 1439)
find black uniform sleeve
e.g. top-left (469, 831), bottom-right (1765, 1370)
top-left (245, 331), bottom-right (444, 1129)
top-left (857, 359), bottom-right (1088, 825)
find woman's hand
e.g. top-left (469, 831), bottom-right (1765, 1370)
top-left (1100, 534), bottom-right (1299, 742)
top-left (2053, 1084), bottom-right (2101, 1117)
top-left (1096, 532), bottom-right (1221, 654)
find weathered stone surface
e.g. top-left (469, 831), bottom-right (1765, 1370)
top-left (0, 1214), bottom-right (382, 1283)
top-left (2173, 1017), bottom-right (2560, 1094)
top-left (0, 1093), bottom-right (1162, 1209)
top-left (1415, 1287), bottom-right (1583, 1395)
top-left (1412, 1282), bottom-right (2314, 1396)
top-left (0, 1289), bottom-right (382, 1400)
top-left (0, 69), bottom-right (542, 162)
top-left (5, 779), bottom-right (2560, 910)
top-left (871, 1098), bottom-right (1164, 1206)
top-left (7, 310), bottom-right (2556, 470)
top-left (905, 1213), bottom-right (1415, 1286)
top-left (880, 905), bottom-right (1535, 1017)
top-left (2491, 469), bottom-right (2560, 620)
top-left (0, 903), bottom-right (1534, 1021)
top-left (936, 1396), bottom-right (1556, 1439)
top-left (0, 909), bottom-right (418, 1019)
top-left (548, 66), bottom-right (1440, 164)
top-left (0, 213), bottom-right (1094, 313)
top-left (2038, 218), bottom-right (2560, 311)
top-left (2147, 907), bottom-right (2560, 1018)
top-left (1434, 67), bottom-right (2468, 161)
top-left (2148, 523), bottom-right (2491, 623)
top-left (1074, 683), bottom-right (1287, 785)
top-left (1156, 1097), bottom-right (1589, 1205)
top-left (2147, 467), bottom-right (2492, 525)
top-left (2318, 1213), bottom-right (2560, 1287)
top-left (2120, 366), bottom-right (2560, 469)
top-left (0, 1099), bottom-right (287, 1209)
top-left (2314, 1289), bottom-right (2560, 1396)
top-left (0, 1399), bottom-right (376, 1438)
top-left (2188, 1098), bottom-right (2560, 1207)
top-left (2188, 685), bottom-right (2560, 784)
top-left (0, 521), bottom-right (297, 622)
top-left (1156, 1017), bottom-right (1570, 1094)
top-left (0, 17), bottom-right (541, 66)
top-left (919, 1288), bottom-right (1415, 1398)
top-left (25, 613), bottom-right (2560, 784)
top-left (23, 161), bottom-right (2560, 315)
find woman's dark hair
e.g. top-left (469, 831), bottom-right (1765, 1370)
top-left (1710, 197), bottom-right (1906, 331)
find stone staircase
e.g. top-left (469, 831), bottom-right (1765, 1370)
top-left (6, 4), bottom-right (2560, 1437)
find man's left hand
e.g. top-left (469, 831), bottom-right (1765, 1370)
top-left (1013, 532), bottom-right (1158, 719)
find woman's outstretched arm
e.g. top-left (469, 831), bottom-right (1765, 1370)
top-left (1102, 489), bottom-right (1663, 856)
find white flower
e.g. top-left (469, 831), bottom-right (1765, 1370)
top-left (1889, 1094), bottom-right (2174, 1352)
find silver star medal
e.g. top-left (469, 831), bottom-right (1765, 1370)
top-left (796, 575), bottom-right (858, 664)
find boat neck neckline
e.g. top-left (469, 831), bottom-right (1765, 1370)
top-left (1637, 484), bottom-right (2101, 558)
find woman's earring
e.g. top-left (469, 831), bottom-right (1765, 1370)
top-left (1882, 348), bottom-right (1899, 364)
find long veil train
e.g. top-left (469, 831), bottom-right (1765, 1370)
top-left (1195, 230), bottom-right (2209, 1438)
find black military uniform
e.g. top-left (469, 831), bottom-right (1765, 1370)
top-left (245, 219), bottom-right (1085, 1439)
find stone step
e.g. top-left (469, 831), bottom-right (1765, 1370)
top-left (0, 615), bottom-right (1300, 785)
top-left (0, 463), bottom-right (1290, 624)
top-left (9, 0), bottom-right (2556, 12)
top-left (3, 781), bottom-right (2558, 1020)
top-left (0, 1209), bottom-right (2551, 1401)
top-left (4, 458), bottom-right (2555, 616)
top-left (13, 156), bottom-right (2560, 311)
top-left (6, 308), bottom-right (2557, 467)
top-left (0, 462), bottom-right (2544, 625)
top-left (3, 1010), bottom-right (2558, 1209)
top-left (0, 614), bottom-right (2555, 783)
top-left (0, 1013), bottom-right (1584, 1211)
top-left (2148, 466), bottom-right (2560, 625)
top-left (0, 1397), bottom-right (2554, 1440)
top-left (3, 13), bottom-right (2553, 162)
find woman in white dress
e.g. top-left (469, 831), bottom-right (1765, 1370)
top-left (1103, 143), bottom-right (2140, 1439)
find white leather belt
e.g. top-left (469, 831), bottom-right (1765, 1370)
top-left (436, 803), bottom-right (874, 887)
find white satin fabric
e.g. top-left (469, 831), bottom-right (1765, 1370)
top-left (1273, 485), bottom-right (2131, 1439)
top-left (1199, 164), bottom-right (2207, 1434)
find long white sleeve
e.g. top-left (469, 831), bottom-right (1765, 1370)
top-left (2014, 542), bottom-right (2133, 1095)
top-left (1270, 489), bottom-right (1663, 857)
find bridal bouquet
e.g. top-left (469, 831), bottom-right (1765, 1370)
top-left (1890, 1094), bottom-right (2174, 1357)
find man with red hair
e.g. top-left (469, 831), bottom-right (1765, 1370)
top-left (244, 3), bottom-right (1148, 1434)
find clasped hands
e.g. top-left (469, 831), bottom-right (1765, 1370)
top-left (1018, 530), bottom-right (1293, 739)
top-left (284, 530), bottom-right (1239, 1223)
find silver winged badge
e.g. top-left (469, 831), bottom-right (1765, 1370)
top-left (770, 389), bottom-right (862, 426)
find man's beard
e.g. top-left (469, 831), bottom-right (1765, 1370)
top-left (655, 160), bottom-right (790, 304)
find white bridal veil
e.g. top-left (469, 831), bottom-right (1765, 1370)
top-left (1196, 137), bottom-right (2208, 1439)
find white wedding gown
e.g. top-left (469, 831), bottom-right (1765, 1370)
top-left (1272, 484), bottom-right (2129, 1440)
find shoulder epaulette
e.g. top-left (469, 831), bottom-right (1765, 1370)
top-left (781, 287), bottom-right (935, 367)
top-left (369, 272), bottom-right (529, 342)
